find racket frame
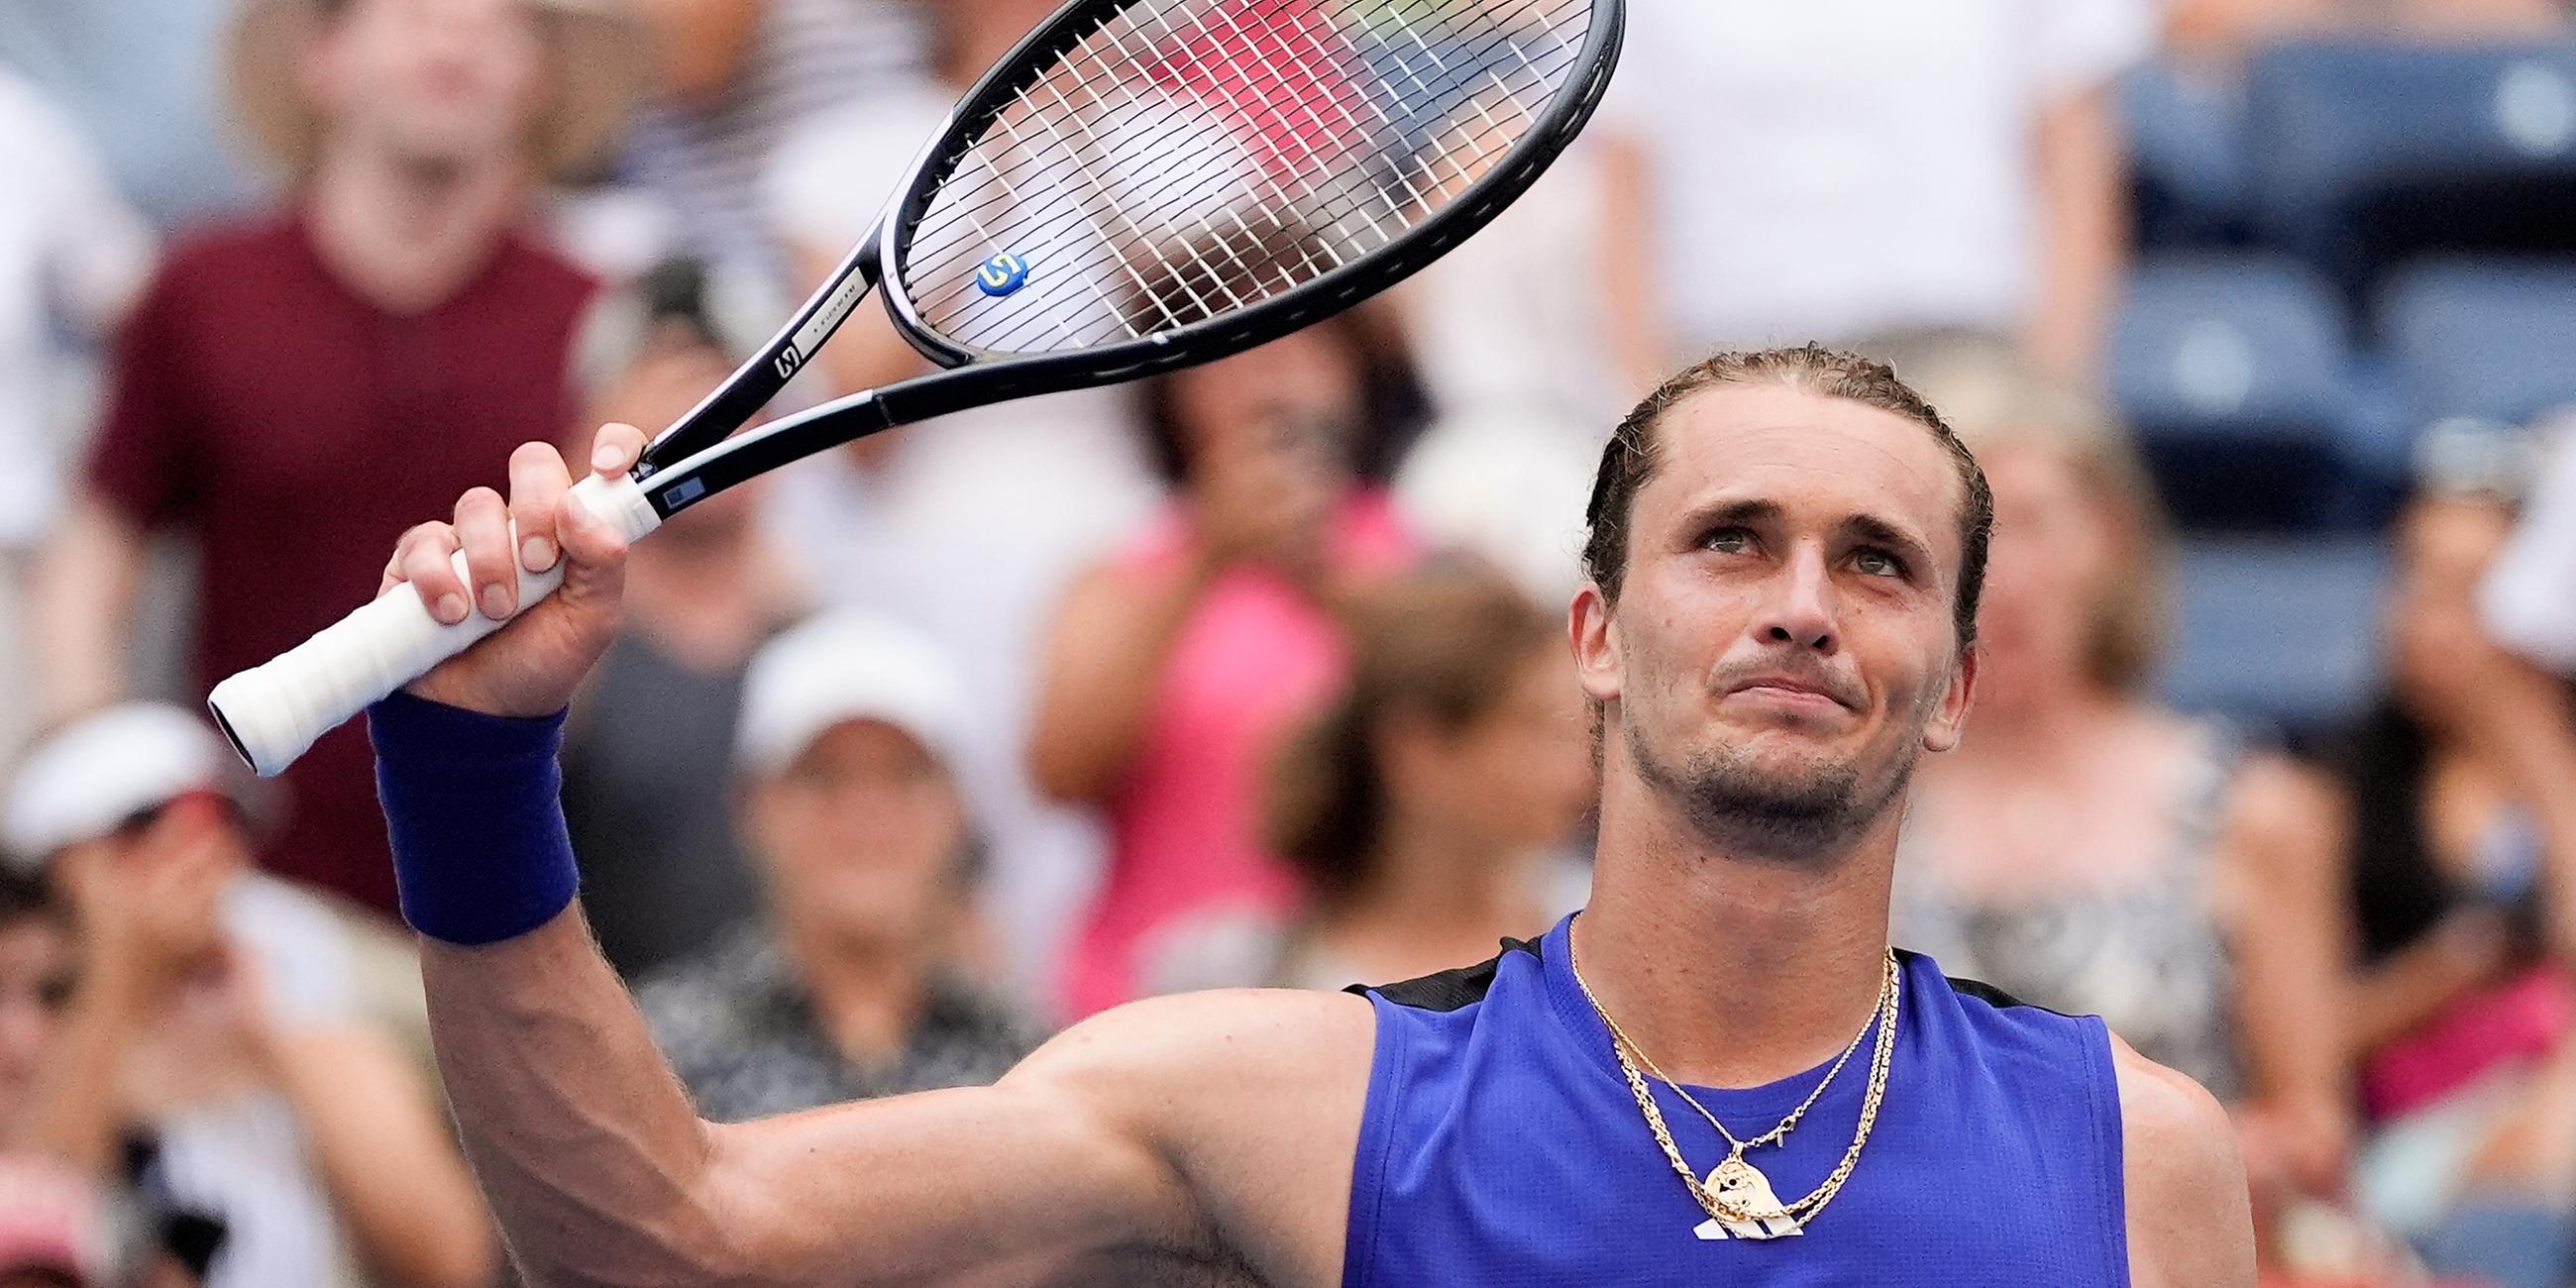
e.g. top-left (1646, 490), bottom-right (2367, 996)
top-left (626, 0), bottom-right (1625, 522)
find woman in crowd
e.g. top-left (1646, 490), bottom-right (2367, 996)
top-left (0, 705), bottom-right (492, 1288)
top-left (2317, 463), bottom-right (2576, 1288)
top-left (1883, 350), bottom-right (2356, 1271)
top-left (1028, 300), bottom-right (1421, 1018)
top-left (637, 611), bottom-right (1043, 1123)
top-left (1237, 564), bottom-right (1594, 992)
top-left (558, 259), bottom-right (804, 980)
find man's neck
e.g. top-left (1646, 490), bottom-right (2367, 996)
top-left (303, 141), bottom-right (530, 314)
top-left (1573, 766), bottom-right (1898, 1090)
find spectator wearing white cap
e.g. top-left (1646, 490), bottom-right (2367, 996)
top-left (635, 612), bottom-right (1044, 1125)
top-left (0, 705), bottom-right (494, 1288)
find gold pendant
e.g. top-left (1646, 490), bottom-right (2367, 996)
top-left (1693, 1157), bottom-right (1804, 1240)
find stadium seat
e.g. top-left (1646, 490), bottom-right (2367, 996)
top-left (2122, 61), bottom-right (2251, 249)
top-left (2244, 39), bottom-right (2576, 301)
top-left (2159, 536), bottom-right (2388, 740)
top-left (2109, 255), bottom-right (2361, 529)
top-left (2380, 257), bottom-right (2576, 427)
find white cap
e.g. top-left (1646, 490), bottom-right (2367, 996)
top-left (2, 703), bottom-right (257, 875)
top-left (733, 611), bottom-right (971, 781)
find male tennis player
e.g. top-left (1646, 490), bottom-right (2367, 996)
top-left (370, 345), bottom-right (2252, 1284)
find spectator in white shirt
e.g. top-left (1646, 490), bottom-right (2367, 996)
top-left (0, 73), bottom-right (154, 763)
top-left (1596, 0), bottom-right (2155, 384)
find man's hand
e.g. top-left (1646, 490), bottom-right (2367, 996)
top-left (385, 424), bottom-right (645, 717)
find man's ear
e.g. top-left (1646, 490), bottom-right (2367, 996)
top-left (1571, 582), bottom-right (1622, 707)
top-left (1923, 642), bottom-right (1979, 754)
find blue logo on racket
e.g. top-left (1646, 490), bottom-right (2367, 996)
top-left (975, 253), bottom-right (1031, 297)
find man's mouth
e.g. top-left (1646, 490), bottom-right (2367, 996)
top-left (1722, 675), bottom-right (1857, 712)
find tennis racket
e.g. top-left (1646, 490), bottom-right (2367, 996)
top-left (209, 0), bottom-right (1624, 776)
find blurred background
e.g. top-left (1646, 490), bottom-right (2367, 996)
top-left (3, 0), bottom-right (2576, 1283)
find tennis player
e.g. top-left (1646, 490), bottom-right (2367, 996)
top-left (369, 345), bottom-right (2252, 1285)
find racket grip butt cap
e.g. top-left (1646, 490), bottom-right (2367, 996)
top-left (207, 472), bottom-right (660, 777)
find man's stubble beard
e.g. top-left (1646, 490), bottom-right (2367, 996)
top-left (1624, 705), bottom-right (1923, 865)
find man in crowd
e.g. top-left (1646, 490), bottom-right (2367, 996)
top-left (30, 0), bottom-right (643, 915)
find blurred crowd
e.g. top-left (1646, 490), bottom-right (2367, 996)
top-left (2, 0), bottom-right (2575, 1284)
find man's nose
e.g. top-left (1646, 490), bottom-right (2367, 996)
top-left (1756, 547), bottom-right (1839, 653)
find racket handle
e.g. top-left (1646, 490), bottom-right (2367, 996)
top-left (207, 473), bottom-right (661, 776)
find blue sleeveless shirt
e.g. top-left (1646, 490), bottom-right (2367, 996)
top-left (1342, 913), bottom-right (2129, 1286)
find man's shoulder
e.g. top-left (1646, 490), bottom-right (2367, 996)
top-left (2108, 1035), bottom-right (2256, 1287)
top-left (2108, 1035), bottom-right (2235, 1169)
top-left (1006, 990), bottom-right (1375, 1286)
top-left (1007, 988), bottom-right (1377, 1161)
top-left (1015, 988), bottom-right (1377, 1101)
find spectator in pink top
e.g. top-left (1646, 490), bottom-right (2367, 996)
top-left (1028, 299), bottom-right (1420, 1020)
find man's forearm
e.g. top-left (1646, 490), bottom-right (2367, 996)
top-left (373, 694), bottom-right (737, 1285)
top-left (423, 912), bottom-right (743, 1285)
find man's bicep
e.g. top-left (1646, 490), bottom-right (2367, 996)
top-left (703, 1076), bottom-right (1199, 1286)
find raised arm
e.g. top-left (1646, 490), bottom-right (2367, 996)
top-left (376, 426), bottom-right (1364, 1286)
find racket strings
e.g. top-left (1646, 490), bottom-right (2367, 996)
top-left (914, 0), bottom-right (1564, 337)
top-left (899, 0), bottom-right (1595, 355)
top-left (960, 0), bottom-right (1559, 299)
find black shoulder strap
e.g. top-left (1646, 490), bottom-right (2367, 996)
top-left (1345, 936), bottom-right (1543, 1013)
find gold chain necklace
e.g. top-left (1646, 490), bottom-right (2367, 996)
top-left (1626, 983), bottom-right (1876, 1157)
top-left (1566, 931), bottom-right (1899, 1238)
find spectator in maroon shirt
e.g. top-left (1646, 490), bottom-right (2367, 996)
top-left (29, 0), bottom-right (646, 915)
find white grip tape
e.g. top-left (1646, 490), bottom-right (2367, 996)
top-left (207, 473), bottom-right (662, 776)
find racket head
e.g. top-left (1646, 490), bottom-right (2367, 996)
top-left (873, 0), bottom-right (1622, 379)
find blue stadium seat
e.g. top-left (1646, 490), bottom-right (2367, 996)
top-left (2245, 39), bottom-right (2576, 299)
top-left (2380, 257), bottom-right (2576, 426)
top-left (2110, 255), bottom-right (2361, 528)
top-left (2159, 536), bottom-right (2388, 738)
top-left (2122, 60), bottom-right (2251, 249)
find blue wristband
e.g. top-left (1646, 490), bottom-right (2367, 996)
top-left (369, 690), bottom-right (578, 945)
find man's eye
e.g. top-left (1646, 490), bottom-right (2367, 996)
top-left (1703, 526), bottom-right (1755, 554)
top-left (1854, 548), bottom-right (1907, 579)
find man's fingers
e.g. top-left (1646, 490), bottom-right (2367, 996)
top-left (453, 486), bottom-right (516, 621)
top-left (556, 479), bottom-right (632, 606)
top-left (392, 522), bottom-right (469, 624)
top-left (507, 442), bottom-right (572, 576)
top-left (589, 422), bottom-right (647, 480)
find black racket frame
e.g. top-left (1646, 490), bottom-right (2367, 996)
top-left (626, 0), bottom-right (1625, 519)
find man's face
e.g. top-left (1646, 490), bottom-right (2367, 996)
top-left (1572, 384), bottom-right (1977, 859)
top-left (305, 0), bottom-right (546, 169)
